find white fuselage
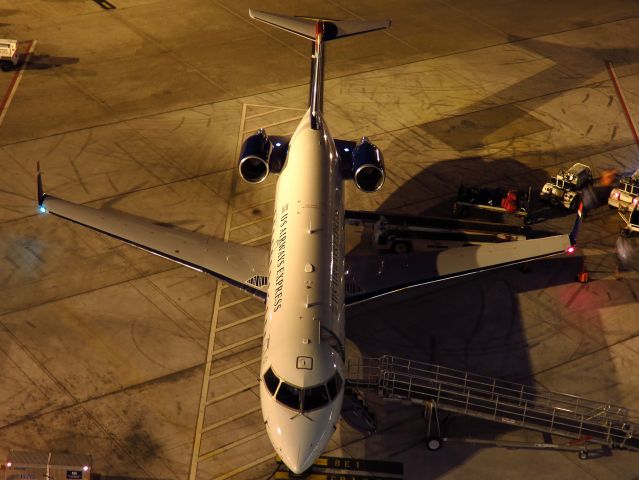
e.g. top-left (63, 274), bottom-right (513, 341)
top-left (259, 110), bottom-right (346, 473)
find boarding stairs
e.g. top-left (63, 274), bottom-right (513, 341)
top-left (346, 355), bottom-right (639, 452)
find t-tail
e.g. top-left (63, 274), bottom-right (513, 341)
top-left (249, 9), bottom-right (391, 129)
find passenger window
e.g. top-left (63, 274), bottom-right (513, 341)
top-left (277, 382), bottom-right (301, 410)
top-left (303, 385), bottom-right (329, 411)
top-left (264, 368), bottom-right (279, 396)
top-left (326, 372), bottom-right (343, 399)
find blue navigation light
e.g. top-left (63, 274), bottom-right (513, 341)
top-left (38, 205), bottom-right (46, 214)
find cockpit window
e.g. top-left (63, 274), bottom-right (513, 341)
top-left (303, 385), bottom-right (330, 411)
top-left (266, 365), bottom-right (343, 411)
top-left (326, 372), bottom-right (343, 399)
top-left (276, 382), bottom-right (301, 410)
top-left (264, 368), bottom-right (279, 395)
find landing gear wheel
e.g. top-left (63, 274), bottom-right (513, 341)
top-left (578, 450), bottom-right (589, 460)
top-left (391, 240), bottom-right (411, 254)
top-left (426, 436), bottom-right (443, 451)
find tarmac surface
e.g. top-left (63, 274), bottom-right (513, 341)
top-left (1, 1), bottom-right (639, 479)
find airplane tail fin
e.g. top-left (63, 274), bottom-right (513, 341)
top-left (248, 10), bottom-right (391, 41)
top-left (249, 9), bottom-right (390, 128)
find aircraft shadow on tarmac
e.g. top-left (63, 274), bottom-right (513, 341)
top-left (345, 153), bottom-right (635, 474)
top-left (440, 36), bottom-right (639, 140)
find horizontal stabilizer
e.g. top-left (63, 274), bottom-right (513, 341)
top-left (249, 9), bottom-right (391, 41)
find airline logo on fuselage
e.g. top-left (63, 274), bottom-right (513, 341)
top-left (273, 203), bottom-right (288, 312)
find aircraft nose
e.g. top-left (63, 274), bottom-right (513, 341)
top-left (264, 401), bottom-right (339, 474)
top-left (280, 429), bottom-right (324, 474)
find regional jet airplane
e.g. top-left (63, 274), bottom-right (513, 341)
top-left (36, 9), bottom-right (582, 474)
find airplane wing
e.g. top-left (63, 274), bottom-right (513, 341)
top-left (344, 206), bottom-right (583, 306)
top-left (36, 167), bottom-right (269, 299)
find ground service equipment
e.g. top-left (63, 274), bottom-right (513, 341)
top-left (609, 170), bottom-right (639, 211)
top-left (0, 39), bottom-right (18, 71)
top-left (454, 185), bottom-right (532, 224)
top-left (540, 163), bottom-right (592, 210)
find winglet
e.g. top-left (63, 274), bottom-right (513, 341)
top-left (36, 161), bottom-right (47, 213)
top-left (568, 201), bottom-right (584, 247)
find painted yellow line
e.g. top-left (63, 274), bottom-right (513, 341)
top-left (243, 115), bottom-right (304, 133)
top-left (230, 214), bottom-right (274, 231)
top-left (216, 312), bottom-right (263, 332)
top-left (243, 103), bottom-right (306, 111)
top-left (245, 106), bottom-right (289, 119)
top-left (205, 381), bottom-right (259, 406)
top-left (209, 356), bottom-right (261, 380)
top-left (218, 296), bottom-right (253, 310)
top-left (232, 197), bottom-right (276, 214)
top-left (241, 232), bottom-right (272, 245)
top-left (214, 452), bottom-right (277, 480)
top-left (201, 405), bottom-right (261, 433)
top-left (198, 430), bottom-right (266, 463)
top-left (188, 104), bottom-right (248, 480)
top-left (212, 334), bottom-right (263, 356)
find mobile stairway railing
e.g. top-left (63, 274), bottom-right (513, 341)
top-left (346, 355), bottom-right (639, 452)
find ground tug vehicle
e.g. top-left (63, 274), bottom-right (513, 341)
top-left (609, 170), bottom-right (639, 211)
top-left (540, 163), bottom-right (592, 210)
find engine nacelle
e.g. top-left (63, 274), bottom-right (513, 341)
top-left (352, 137), bottom-right (385, 192)
top-left (239, 129), bottom-right (271, 183)
top-left (238, 129), bottom-right (288, 183)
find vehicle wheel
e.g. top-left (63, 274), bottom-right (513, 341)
top-left (391, 241), bottom-right (411, 254)
top-left (0, 62), bottom-right (11, 72)
top-left (523, 216), bottom-right (532, 225)
top-left (459, 207), bottom-right (470, 218)
top-left (426, 436), bottom-right (443, 451)
top-left (578, 450), bottom-right (588, 460)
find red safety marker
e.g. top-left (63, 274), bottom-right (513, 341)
top-left (0, 39), bottom-right (37, 126)
top-left (606, 60), bottom-right (639, 148)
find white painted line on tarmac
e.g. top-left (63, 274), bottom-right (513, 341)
top-left (0, 40), bottom-right (37, 126)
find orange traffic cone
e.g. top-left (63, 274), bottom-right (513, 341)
top-left (577, 257), bottom-right (589, 283)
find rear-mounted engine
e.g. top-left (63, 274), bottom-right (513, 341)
top-left (238, 129), bottom-right (288, 183)
top-left (352, 137), bottom-right (385, 192)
